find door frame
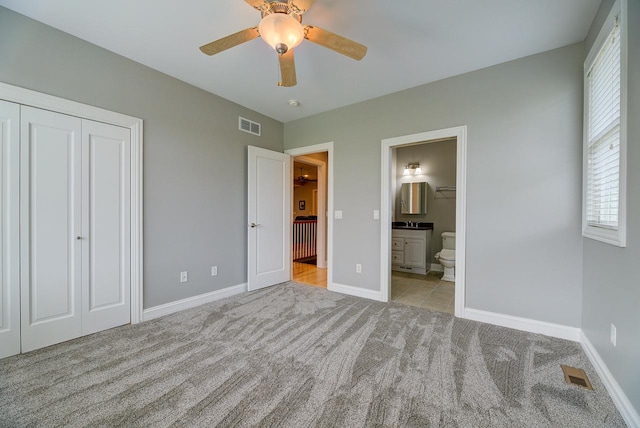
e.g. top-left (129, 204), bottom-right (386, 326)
top-left (0, 81), bottom-right (144, 324)
top-left (285, 142), bottom-right (333, 287)
top-left (381, 126), bottom-right (467, 317)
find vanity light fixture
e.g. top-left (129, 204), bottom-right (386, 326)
top-left (404, 163), bottom-right (422, 175)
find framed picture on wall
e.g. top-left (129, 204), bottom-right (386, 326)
top-left (299, 200), bottom-right (306, 210)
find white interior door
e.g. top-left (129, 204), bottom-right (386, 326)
top-left (0, 100), bottom-right (20, 359)
top-left (248, 146), bottom-right (291, 291)
top-left (81, 120), bottom-right (130, 335)
top-left (20, 106), bottom-right (82, 352)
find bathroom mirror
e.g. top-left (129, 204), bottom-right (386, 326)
top-left (400, 182), bottom-right (427, 214)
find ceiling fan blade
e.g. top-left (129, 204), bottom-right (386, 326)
top-left (278, 49), bottom-right (297, 87)
top-left (244, 0), bottom-right (270, 11)
top-left (288, 0), bottom-right (317, 14)
top-left (199, 27), bottom-right (259, 56)
top-left (304, 26), bottom-right (367, 61)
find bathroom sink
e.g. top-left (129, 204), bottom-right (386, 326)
top-left (392, 222), bottom-right (434, 230)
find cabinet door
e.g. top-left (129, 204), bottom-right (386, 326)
top-left (20, 107), bottom-right (82, 353)
top-left (0, 100), bottom-right (20, 359)
top-left (403, 238), bottom-right (426, 268)
top-left (81, 120), bottom-right (131, 335)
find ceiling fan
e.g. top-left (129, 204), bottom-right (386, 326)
top-left (199, 0), bottom-right (367, 87)
top-left (294, 167), bottom-right (317, 185)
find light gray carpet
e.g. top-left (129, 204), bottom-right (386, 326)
top-left (0, 282), bottom-right (625, 427)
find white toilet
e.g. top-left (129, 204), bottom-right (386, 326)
top-left (434, 232), bottom-right (456, 282)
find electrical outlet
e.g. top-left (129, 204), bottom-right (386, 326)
top-left (610, 324), bottom-right (617, 347)
top-left (180, 271), bottom-right (188, 283)
top-left (356, 264), bottom-right (362, 273)
top-left (211, 266), bottom-right (218, 276)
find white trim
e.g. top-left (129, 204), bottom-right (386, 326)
top-left (582, 0), bottom-right (627, 248)
top-left (329, 282), bottom-right (384, 302)
top-left (381, 126), bottom-right (467, 318)
top-left (464, 308), bottom-right (581, 342)
top-left (580, 331), bottom-right (640, 428)
top-left (142, 283), bottom-right (247, 322)
top-left (0, 81), bottom-right (144, 324)
top-left (285, 142), bottom-right (334, 288)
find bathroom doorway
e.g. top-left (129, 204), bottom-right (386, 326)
top-left (391, 139), bottom-right (457, 313)
top-left (381, 126), bottom-right (467, 317)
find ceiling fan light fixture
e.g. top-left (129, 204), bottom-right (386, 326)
top-left (259, 13), bottom-right (304, 53)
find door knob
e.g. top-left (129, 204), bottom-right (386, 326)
top-left (250, 223), bottom-right (261, 228)
top-left (76, 236), bottom-right (83, 240)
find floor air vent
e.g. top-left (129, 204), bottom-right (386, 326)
top-left (239, 117), bottom-right (261, 136)
top-left (561, 365), bottom-right (593, 390)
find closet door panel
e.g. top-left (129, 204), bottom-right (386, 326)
top-left (20, 106), bottom-right (82, 352)
top-left (81, 120), bottom-right (130, 335)
top-left (0, 100), bottom-right (20, 359)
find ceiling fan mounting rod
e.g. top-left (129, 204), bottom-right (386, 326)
top-left (261, 2), bottom-right (302, 21)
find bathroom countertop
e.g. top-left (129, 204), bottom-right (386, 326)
top-left (391, 222), bottom-right (434, 230)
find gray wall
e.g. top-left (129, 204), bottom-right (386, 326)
top-left (285, 43), bottom-right (585, 327)
top-left (395, 140), bottom-right (457, 262)
top-left (0, 7), bottom-right (284, 308)
top-left (582, 0), bottom-right (640, 411)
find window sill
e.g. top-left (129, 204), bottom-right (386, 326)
top-left (583, 225), bottom-right (626, 247)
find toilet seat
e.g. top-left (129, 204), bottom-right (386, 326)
top-left (438, 249), bottom-right (455, 261)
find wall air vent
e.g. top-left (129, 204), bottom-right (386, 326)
top-left (239, 117), bottom-right (261, 136)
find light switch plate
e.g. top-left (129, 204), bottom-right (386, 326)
top-left (335, 210), bottom-right (343, 219)
top-left (373, 210), bottom-right (380, 220)
top-left (611, 324), bottom-right (617, 347)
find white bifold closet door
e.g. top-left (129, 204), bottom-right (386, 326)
top-left (20, 106), bottom-right (131, 353)
top-left (81, 120), bottom-right (130, 336)
top-left (0, 100), bottom-right (20, 359)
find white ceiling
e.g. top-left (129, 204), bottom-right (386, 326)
top-left (0, 0), bottom-right (601, 122)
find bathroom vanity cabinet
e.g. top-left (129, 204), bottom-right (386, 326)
top-left (391, 228), bottom-right (431, 275)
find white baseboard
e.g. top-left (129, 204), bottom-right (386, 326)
top-left (142, 283), bottom-right (247, 321)
top-left (429, 263), bottom-right (444, 272)
top-left (463, 308), bottom-right (581, 342)
top-left (329, 282), bottom-right (384, 302)
top-left (581, 331), bottom-right (640, 428)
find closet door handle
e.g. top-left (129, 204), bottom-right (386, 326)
top-left (250, 223), bottom-right (261, 228)
top-left (76, 236), bottom-right (83, 240)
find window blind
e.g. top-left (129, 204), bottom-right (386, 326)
top-left (586, 19), bottom-right (621, 230)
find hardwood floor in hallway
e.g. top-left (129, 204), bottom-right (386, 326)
top-left (292, 262), bottom-right (327, 288)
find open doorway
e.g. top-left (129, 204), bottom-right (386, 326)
top-left (390, 139), bottom-right (457, 313)
top-left (381, 127), bottom-right (467, 317)
top-left (292, 157), bottom-right (326, 287)
top-left (286, 147), bottom-right (330, 288)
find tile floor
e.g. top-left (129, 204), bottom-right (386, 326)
top-left (391, 271), bottom-right (455, 314)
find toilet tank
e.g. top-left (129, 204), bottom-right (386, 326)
top-left (442, 232), bottom-right (456, 250)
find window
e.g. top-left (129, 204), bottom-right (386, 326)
top-left (583, 0), bottom-right (627, 247)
